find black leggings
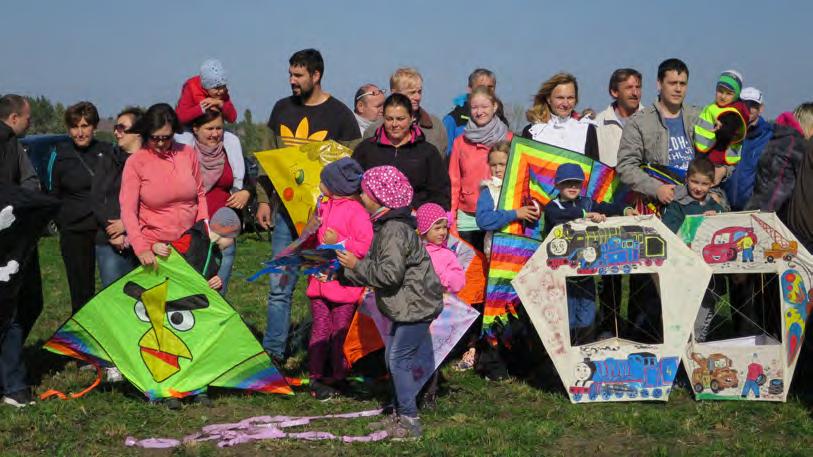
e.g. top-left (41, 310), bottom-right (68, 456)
top-left (59, 230), bottom-right (96, 312)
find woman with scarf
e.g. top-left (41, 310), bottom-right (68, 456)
top-left (521, 72), bottom-right (599, 159)
top-left (353, 93), bottom-right (450, 210)
top-left (190, 110), bottom-right (250, 295)
top-left (448, 87), bottom-right (513, 252)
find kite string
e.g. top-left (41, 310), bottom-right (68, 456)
top-left (39, 360), bottom-right (103, 401)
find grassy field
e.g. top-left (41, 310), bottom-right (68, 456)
top-left (2, 235), bottom-right (813, 456)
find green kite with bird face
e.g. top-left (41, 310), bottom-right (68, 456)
top-left (45, 250), bottom-right (291, 400)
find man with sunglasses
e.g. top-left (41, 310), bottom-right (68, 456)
top-left (256, 48), bottom-right (360, 365)
top-left (353, 84), bottom-right (385, 135)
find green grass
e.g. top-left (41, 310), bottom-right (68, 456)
top-left (2, 235), bottom-right (813, 456)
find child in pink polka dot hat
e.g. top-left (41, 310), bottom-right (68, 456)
top-left (337, 165), bottom-right (443, 438)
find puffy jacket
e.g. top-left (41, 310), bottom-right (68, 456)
top-left (424, 242), bottom-right (465, 293)
top-left (449, 131), bottom-right (513, 218)
top-left (722, 117), bottom-right (773, 210)
top-left (746, 112), bottom-right (810, 212)
top-left (306, 197), bottom-right (373, 304)
top-left (341, 207), bottom-right (443, 323)
top-left (616, 102), bottom-right (701, 198)
top-left (353, 125), bottom-right (451, 210)
top-left (175, 75), bottom-right (237, 124)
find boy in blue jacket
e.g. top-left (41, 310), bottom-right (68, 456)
top-left (543, 163), bottom-right (635, 344)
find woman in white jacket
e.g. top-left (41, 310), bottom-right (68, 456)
top-left (521, 72), bottom-right (599, 160)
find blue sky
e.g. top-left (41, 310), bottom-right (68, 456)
top-left (2, 0), bottom-right (810, 127)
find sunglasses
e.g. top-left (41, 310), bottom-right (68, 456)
top-left (113, 124), bottom-right (131, 133)
top-left (355, 89), bottom-right (386, 101)
top-left (149, 134), bottom-right (173, 143)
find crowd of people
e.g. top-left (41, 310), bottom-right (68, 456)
top-left (1, 47), bottom-right (812, 441)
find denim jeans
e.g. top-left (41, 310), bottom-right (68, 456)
top-left (0, 310), bottom-right (27, 396)
top-left (386, 321), bottom-right (432, 418)
top-left (217, 241), bottom-right (237, 296)
top-left (262, 211), bottom-right (299, 359)
top-left (95, 244), bottom-right (139, 288)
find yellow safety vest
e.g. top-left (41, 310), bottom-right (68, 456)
top-left (694, 104), bottom-right (746, 165)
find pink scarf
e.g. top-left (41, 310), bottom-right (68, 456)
top-left (194, 139), bottom-right (226, 192)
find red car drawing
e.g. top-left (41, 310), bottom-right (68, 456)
top-left (702, 226), bottom-right (757, 264)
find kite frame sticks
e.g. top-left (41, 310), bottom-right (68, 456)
top-left (513, 215), bottom-right (712, 403)
top-left (679, 211), bottom-right (813, 402)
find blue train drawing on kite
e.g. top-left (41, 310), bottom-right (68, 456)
top-left (546, 224), bottom-right (667, 274)
top-left (569, 352), bottom-right (679, 401)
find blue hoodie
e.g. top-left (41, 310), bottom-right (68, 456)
top-left (722, 116), bottom-right (773, 211)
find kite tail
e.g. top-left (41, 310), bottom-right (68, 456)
top-left (39, 361), bottom-right (103, 401)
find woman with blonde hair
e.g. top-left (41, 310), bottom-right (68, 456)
top-left (521, 72), bottom-right (599, 159)
top-left (448, 86), bottom-right (513, 250)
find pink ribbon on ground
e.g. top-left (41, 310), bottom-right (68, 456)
top-left (125, 408), bottom-right (387, 448)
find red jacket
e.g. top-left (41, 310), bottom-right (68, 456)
top-left (175, 75), bottom-right (237, 124)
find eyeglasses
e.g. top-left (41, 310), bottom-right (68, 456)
top-left (355, 89), bottom-right (386, 101)
top-left (113, 124), bottom-right (130, 133)
top-left (149, 134), bottom-right (173, 143)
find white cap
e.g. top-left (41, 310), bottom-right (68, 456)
top-left (740, 87), bottom-right (763, 105)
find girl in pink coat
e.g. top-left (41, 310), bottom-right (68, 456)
top-left (416, 203), bottom-right (465, 293)
top-left (415, 202), bottom-right (466, 406)
top-left (305, 158), bottom-right (373, 400)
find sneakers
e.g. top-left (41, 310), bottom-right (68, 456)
top-left (193, 393), bottom-right (212, 407)
top-left (385, 415), bottom-right (422, 441)
top-left (3, 390), bottom-right (35, 408)
top-left (149, 397), bottom-right (183, 410)
top-left (367, 413), bottom-right (398, 431)
top-left (105, 367), bottom-right (123, 383)
top-left (454, 348), bottom-right (476, 371)
top-left (309, 380), bottom-right (340, 401)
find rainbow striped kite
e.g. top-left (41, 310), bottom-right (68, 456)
top-left (483, 137), bottom-right (620, 338)
top-left (497, 137), bottom-right (618, 239)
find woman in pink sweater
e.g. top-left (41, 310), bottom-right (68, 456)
top-left (120, 104), bottom-right (214, 287)
top-left (305, 158), bottom-right (374, 400)
top-left (448, 87), bottom-right (513, 253)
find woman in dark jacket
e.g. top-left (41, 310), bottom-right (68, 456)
top-left (92, 107), bottom-right (144, 287)
top-left (48, 101), bottom-right (113, 311)
top-left (353, 93), bottom-right (451, 210)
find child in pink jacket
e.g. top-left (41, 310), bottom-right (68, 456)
top-left (415, 202), bottom-right (466, 407)
top-left (416, 203), bottom-right (465, 293)
top-left (305, 158), bottom-right (373, 400)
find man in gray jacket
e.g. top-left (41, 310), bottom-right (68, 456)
top-left (615, 59), bottom-right (700, 345)
top-left (617, 58), bottom-right (700, 205)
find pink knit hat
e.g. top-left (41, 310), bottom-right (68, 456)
top-left (415, 203), bottom-right (447, 234)
top-left (360, 166), bottom-right (413, 209)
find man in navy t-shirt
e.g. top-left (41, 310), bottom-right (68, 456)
top-left (664, 116), bottom-right (693, 172)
